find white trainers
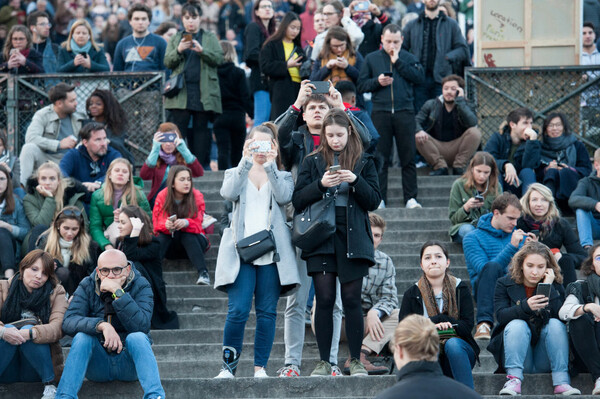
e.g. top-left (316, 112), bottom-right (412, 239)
top-left (41, 384), bottom-right (57, 399)
top-left (593, 377), bottom-right (600, 395)
top-left (215, 369), bottom-right (235, 379)
top-left (406, 198), bottom-right (422, 209)
top-left (254, 367), bottom-right (268, 378)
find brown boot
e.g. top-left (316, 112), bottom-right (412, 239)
top-left (360, 350), bottom-right (389, 375)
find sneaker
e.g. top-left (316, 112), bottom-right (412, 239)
top-left (405, 198), bottom-right (422, 209)
top-left (216, 346), bottom-right (239, 378)
top-left (277, 364), bottom-right (300, 377)
top-left (41, 384), bottom-right (57, 399)
top-left (349, 358), bottom-right (368, 376)
top-left (554, 384), bottom-right (581, 395)
top-left (254, 368), bottom-right (268, 378)
top-left (499, 375), bottom-right (521, 395)
top-left (593, 377), bottom-right (600, 395)
top-left (310, 360), bottom-right (332, 377)
top-left (360, 351), bottom-right (389, 375)
top-left (214, 369), bottom-right (234, 379)
top-left (331, 364), bottom-right (343, 376)
top-left (474, 322), bottom-right (492, 340)
top-left (196, 270), bottom-right (210, 285)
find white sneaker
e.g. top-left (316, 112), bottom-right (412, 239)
top-left (254, 367), bottom-right (268, 378)
top-left (41, 384), bottom-right (57, 399)
top-left (405, 198), bottom-right (422, 209)
top-left (215, 369), bottom-right (235, 379)
top-left (593, 377), bottom-right (600, 395)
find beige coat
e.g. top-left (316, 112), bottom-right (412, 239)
top-left (0, 278), bottom-right (68, 380)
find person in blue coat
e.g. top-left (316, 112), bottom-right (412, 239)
top-left (57, 19), bottom-right (109, 73)
top-left (55, 249), bottom-right (165, 399)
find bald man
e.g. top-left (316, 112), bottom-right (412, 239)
top-left (56, 249), bottom-right (165, 399)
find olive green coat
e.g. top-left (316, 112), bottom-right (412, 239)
top-left (163, 30), bottom-right (223, 113)
top-left (448, 177), bottom-right (502, 237)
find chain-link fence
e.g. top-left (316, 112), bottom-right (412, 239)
top-left (2, 72), bottom-right (165, 166)
top-left (465, 66), bottom-right (600, 153)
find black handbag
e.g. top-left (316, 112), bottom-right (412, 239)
top-left (163, 74), bottom-right (184, 98)
top-left (292, 191), bottom-right (336, 252)
top-left (235, 201), bottom-right (280, 264)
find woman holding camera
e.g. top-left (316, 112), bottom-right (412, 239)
top-left (215, 122), bottom-right (299, 378)
top-left (488, 241), bottom-right (579, 396)
top-left (292, 108), bottom-right (381, 377)
top-left (140, 122), bottom-right (204, 208)
top-left (0, 25), bottom-right (43, 74)
top-left (448, 151), bottom-right (500, 243)
top-left (517, 183), bottom-right (586, 287)
top-left (399, 240), bottom-right (478, 388)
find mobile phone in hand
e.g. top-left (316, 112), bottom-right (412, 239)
top-left (536, 283), bottom-right (552, 298)
top-left (383, 72), bottom-right (393, 77)
top-left (329, 165), bottom-right (341, 173)
top-left (159, 132), bottom-right (177, 142)
top-left (310, 81), bottom-right (330, 94)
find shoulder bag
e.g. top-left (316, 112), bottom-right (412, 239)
top-left (235, 199), bottom-right (280, 264)
top-left (292, 190), bottom-right (337, 252)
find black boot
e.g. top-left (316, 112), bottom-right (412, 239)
top-left (429, 167), bottom-right (449, 176)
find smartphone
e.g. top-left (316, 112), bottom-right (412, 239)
top-left (168, 214), bottom-right (177, 222)
top-left (383, 71), bottom-right (393, 77)
top-left (252, 140), bottom-right (272, 153)
top-left (183, 33), bottom-right (193, 42)
top-left (531, 229), bottom-right (540, 238)
top-left (474, 194), bottom-right (484, 202)
top-left (310, 81), bottom-right (330, 94)
top-left (329, 165), bottom-right (341, 173)
top-left (536, 283), bottom-right (552, 298)
top-left (159, 132), bottom-right (177, 142)
top-left (354, 1), bottom-right (369, 11)
top-left (9, 48), bottom-right (18, 55)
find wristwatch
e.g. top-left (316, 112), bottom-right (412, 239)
top-left (112, 289), bottom-right (125, 300)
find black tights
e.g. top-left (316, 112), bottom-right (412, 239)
top-left (313, 272), bottom-right (364, 362)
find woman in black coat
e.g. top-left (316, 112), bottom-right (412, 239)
top-left (399, 240), bottom-right (478, 389)
top-left (292, 108), bottom-right (381, 376)
top-left (0, 25), bottom-right (44, 74)
top-left (117, 205), bottom-right (179, 330)
top-left (517, 183), bottom-right (586, 287)
top-left (259, 12), bottom-right (305, 121)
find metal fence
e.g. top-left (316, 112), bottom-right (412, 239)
top-left (0, 71), bottom-right (165, 166)
top-left (464, 66), bottom-right (600, 152)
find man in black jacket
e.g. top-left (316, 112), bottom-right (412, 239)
top-left (358, 24), bottom-right (424, 209)
top-left (415, 74), bottom-right (481, 176)
top-left (402, 0), bottom-right (470, 112)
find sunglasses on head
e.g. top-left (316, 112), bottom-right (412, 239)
top-left (60, 208), bottom-right (83, 220)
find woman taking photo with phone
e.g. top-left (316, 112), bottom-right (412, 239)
top-left (488, 241), bottom-right (579, 396)
top-left (292, 108), bottom-right (381, 376)
top-left (309, 26), bottom-right (363, 85)
top-left (140, 122), bottom-right (204, 208)
top-left (399, 240), bottom-right (478, 388)
top-left (448, 151), bottom-right (500, 243)
top-left (215, 122), bottom-right (299, 378)
top-left (0, 24), bottom-right (43, 74)
top-left (153, 165), bottom-right (210, 286)
top-left (259, 12), bottom-right (305, 121)
top-left (517, 183), bottom-right (586, 287)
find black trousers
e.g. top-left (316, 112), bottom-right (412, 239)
top-left (157, 231), bottom-right (208, 273)
top-left (569, 314), bottom-right (600, 380)
top-left (168, 109), bottom-right (212, 166)
top-left (213, 110), bottom-right (246, 170)
top-left (372, 110), bottom-right (418, 204)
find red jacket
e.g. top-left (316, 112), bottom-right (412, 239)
top-left (140, 160), bottom-right (204, 203)
top-left (152, 188), bottom-right (206, 236)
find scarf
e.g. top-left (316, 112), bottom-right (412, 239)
top-left (521, 213), bottom-right (555, 240)
top-left (417, 273), bottom-right (459, 320)
top-left (0, 272), bottom-right (53, 325)
top-left (320, 49), bottom-right (356, 84)
top-left (70, 39), bottom-right (92, 55)
top-left (587, 273), bottom-right (600, 300)
top-left (159, 149), bottom-right (178, 166)
top-left (59, 237), bottom-right (73, 268)
top-left (540, 134), bottom-right (578, 166)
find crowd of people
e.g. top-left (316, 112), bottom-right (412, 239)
top-left (0, 0), bottom-right (599, 398)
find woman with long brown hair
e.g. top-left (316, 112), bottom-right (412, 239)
top-left (309, 26), bottom-right (363, 85)
top-left (0, 24), bottom-right (43, 74)
top-left (57, 19), bottom-right (109, 73)
top-left (292, 108), bottom-right (381, 376)
top-left (153, 165), bottom-right (209, 286)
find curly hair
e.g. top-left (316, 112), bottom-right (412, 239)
top-left (580, 244), bottom-right (600, 277)
top-left (509, 241), bottom-right (563, 285)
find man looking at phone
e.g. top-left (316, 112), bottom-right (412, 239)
top-left (358, 23), bottom-right (424, 209)
top-left (59, 122), bottom-right (122, 193)
top-left (484, 107), bottom-right (538, 195)
top-left (56, 249), bottom-right (165, 399)
top-left (19, 83), bottom-right (86, 187)
top-left (415, 74), bottom-right (481, 176)
top-left (113, 3), bottom-right (167, 72)
top-left (462, 193), bottom-right (534, 340)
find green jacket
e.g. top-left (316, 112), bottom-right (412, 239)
top-left (448, 177), bottom-right (502, 237)
top-left (163, 30), bottom-right (223, 113)
top-left (89, 177), bottom-right (151, 250)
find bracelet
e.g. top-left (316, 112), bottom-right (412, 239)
top-left (29, 328), bottom-right (33, 340)
top-left (583, 304), bottom-right (589, 314)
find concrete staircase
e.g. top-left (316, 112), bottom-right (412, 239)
top-left (2, 169), bottom-right (597, 398)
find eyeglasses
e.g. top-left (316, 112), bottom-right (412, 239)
top-left (98, 265), bottom-right (128, 277)
top-left (89, 161), bottom-right (100, 178)
top-left (60, 208), bottom-right (83, 219)
top-left (330, 42), bottom-right (347, 49)
top-left (547, 123), bottom-right (563, 129)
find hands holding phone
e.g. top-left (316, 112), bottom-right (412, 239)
top-left (321, 166), bottom-right (357, 187)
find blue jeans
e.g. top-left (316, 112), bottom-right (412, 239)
top-left (0, 325), bottom-right (54, 383)
top-left (575, 209), bottom-right (600, 247)
top-left (224, 262), bottom-right (281, 367)
top-left (451, 224), bottom-right (476, 243)
top-left (56, 332), bottom-right (165, 399)
top-left (253, 91), bottom-right (271, 126)
top-left (474, 261), bottom-right (506, 324)
top-left (503, 319), bottom-right (570, 385)
top-left (441, 337), bottom-right (476, 389)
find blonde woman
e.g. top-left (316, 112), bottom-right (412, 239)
top-left (89, 158), bottom-right (151, 250)
top-left (57, 19), bottom-right (109, 73)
